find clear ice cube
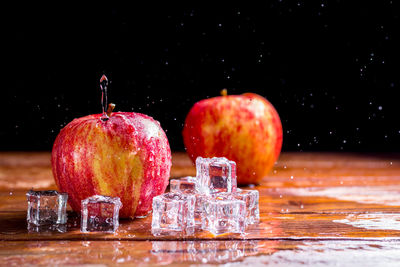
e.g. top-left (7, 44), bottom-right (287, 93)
top-left (151, 192), bottom-right (196, 236)
top-left (26, 190), bottom-right (68, 226)
top-left (201, 193), bottom-right (246, 235)
top-left (81, 195), bottom-right (122, 233)
top-left (170, 176), bottom-right (199, 194)
top-left (234, 190), bottom-right (260, 225)
top-left (196, 157), bottom-right (237, 194)
top-left (194, 193), bottom-right (207, 226)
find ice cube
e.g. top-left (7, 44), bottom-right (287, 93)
top-left (26, 190), bottom-right (68, 226)
top-left (170, 177), bottom-right (204, 226)
top-left (234, 190), bottom-right (260, 225)
top-left (196, 157), bottom-right (237, 194)
top-left (193, 193), bottom-right (207, 226)
top-left (201, 193), bottom-right (246, 235)
top-left (170, 176), bottom-right (199, 194)
top-left (81, 195), bottom-right (122, 233)
top-left (151, 192), bottom-right (196, 236)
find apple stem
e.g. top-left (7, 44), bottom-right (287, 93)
top-left (106, 103), bottom-right (116, 117)
top-left (220, 88), bottom-right (228, 96)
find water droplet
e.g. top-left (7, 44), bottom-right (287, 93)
top-left (290, 175), bottom-right (294, 180)
top-left (100, 75), bottom-right (109, 121)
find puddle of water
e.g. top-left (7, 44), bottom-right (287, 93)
top-left (221, 240), bottom-right (400, 267)
top-left (333, 214), bottom-right (400, 231)
top-left (286, 186), bottom-right (400, 206)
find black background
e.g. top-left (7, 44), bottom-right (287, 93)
top-left (2, 3), bottom-right (399, 152)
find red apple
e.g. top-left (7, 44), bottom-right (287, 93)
top-left (51, 107), bottom-right (171, 218)
top-left (183, 92), bottom-right (282, 185)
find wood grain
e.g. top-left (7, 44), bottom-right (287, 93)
top-left (1, 152), bottom-right (400, 265)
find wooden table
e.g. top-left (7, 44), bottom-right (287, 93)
top-left (1, 152), bottom-right (400, 266)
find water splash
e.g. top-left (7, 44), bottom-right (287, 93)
top-left (100, 75), bottom-right (109, 121)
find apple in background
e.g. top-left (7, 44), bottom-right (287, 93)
top-left (183, 91), bottom-right (282, 185)
top-left (51, 106), bottom-right (171, 218)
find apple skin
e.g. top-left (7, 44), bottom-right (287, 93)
top-left (51, 112), bottom-right (171, 218)
top-left (183, 93), bottom-right (282, 185)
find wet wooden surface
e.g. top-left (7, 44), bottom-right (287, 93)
top-left (1, 152), bottom-right (400, 266)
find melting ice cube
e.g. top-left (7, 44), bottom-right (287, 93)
top-left (151, 192), bottom-right (196, 236)
top-left (26, 190), bottom-right (68, 226)
top-left (170, 176), bottom-right (199, 194)
top-left (81, 195), bottom-right (122, 233)
top-left (196, 157), bottom-right (237, 194)
top-left (169, 176), bottom-right (206, 226)
top-left (234, 190), bottom-right (260, 225)
top-left (201, 193), bottom-right (246, 235)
